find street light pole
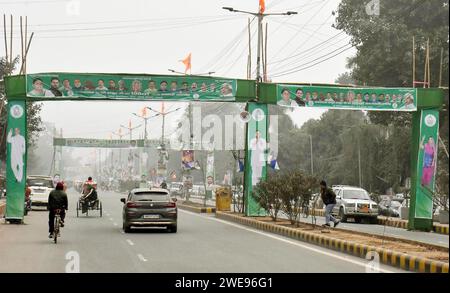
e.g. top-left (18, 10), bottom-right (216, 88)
top-left (222, 6), bottom-right (297, 82)
top-left (146, 105), bottom-right (181, 147)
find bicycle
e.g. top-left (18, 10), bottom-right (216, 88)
top-left (53, 209), bottom-right (62, 244)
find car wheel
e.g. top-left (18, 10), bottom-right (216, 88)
top-left (339, 207), bottom-right (347, 223)
top-left (123, 222), bottom-right (131, 233)
top-left (168, 225), bottom-right (177, 233)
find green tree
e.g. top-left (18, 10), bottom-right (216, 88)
top-left (335, 72), bottom-right (355, 85)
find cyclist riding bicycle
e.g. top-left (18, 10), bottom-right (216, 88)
top-left (48, 182), bottom-right (68, 238)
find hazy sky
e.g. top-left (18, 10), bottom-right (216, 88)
top-left (1, 0), bottom-right (354, 139)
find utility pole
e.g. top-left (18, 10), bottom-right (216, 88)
top-left (358, 141), bottom-right (362, 187)
top-left (309, 135), bottom-right (314, 175)
top-left (132, 109), bottom-right (159, 175)
top-left (112, 128), bottom-right (129, 171)
top-left (121, 121), bottom-right (142, 176)
top-left (222, 6), bottom-right (297, 82)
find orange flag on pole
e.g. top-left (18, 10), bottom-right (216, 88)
top-left (180, 53), bottom-right (192, 74)
top-left (141, 107), bottom-right (147, 117)
top-left (259, 0), bottom-right (265, 14)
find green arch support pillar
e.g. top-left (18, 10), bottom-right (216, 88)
top-left (408, 88), bottom-right (444, 231)
top-left (5, 99), bottom-right (28, 222)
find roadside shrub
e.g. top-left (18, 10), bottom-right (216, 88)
top-left (253, 173), bottom-right (285, 221)
top-left (280, 171), bottom-right (318, 225)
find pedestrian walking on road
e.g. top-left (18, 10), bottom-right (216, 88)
top-left (320, 180), bottom-right (340, 228)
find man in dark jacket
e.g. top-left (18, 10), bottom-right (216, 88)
top-left (48, 182), bottom-right (68, 238)
top-left (320, 180), bottom-right (340, 228)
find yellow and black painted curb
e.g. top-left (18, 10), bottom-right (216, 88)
top-left (312, 209), bottom-right (449, 235)
top-left (216, 212), bottom-right (449, 273)
top-left (178, 203), bottom-right (215, 214)
top-left (433, 224), bottom-right (449, 235)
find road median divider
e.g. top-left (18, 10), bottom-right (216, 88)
top-left (178, 201), bottom-right (216, 214)
top-left (216, 211), bottom-right (449, 273)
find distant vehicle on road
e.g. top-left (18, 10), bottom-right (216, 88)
top-left (378, 199), bottom-right (402, 217)
top-left (169, 182), bottom-right (183, 196)
top-left (27, 175), bottom-right (54, 207)
top-left (331, 185), bottom-right (378, 223)
top-left (120, 188), bottom-right (177, 233)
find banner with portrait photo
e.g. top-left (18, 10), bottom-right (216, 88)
top-left (26, 73), bottom-right (237, 102)
top-left (276, 85), bottom-right (417, 111)
top-left (414, 109), bottom-right (439, 219)
top-left (5, 100), bottom-right (27, 220)
top-left (181, 150), bottom-right (195, 170)
top-left (244, 103), bottom-right (268, 216)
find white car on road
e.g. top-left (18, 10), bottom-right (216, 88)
top-left (331, 185), bottom-right (378, 223)
top-left (27, 175), bottom-right (54, 207)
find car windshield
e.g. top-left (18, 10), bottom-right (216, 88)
top-left (343, 189), bottom-right (370, 200)
top-left (27, 179), bottom-right (53, 188)
top-left (132, 192), bottom-right (169, 201)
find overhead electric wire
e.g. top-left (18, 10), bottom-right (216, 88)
top-left (269, 32), bottom-right (350, 70)
top-left (221, 23), bottom-right (258, 76)
top-left (2, 17), bottom-right (240, 39)
top-left (271, 44), bottom-right (354, 78)
top-left (6, 14), bottom-right (239, 28)
top-left (269, 0), bottom-right (330, 62)
top-left (270, 11), bottom-right (335, 72)
top-left (200, 17), bottom-right (257, 74)
top-left (271, 43), bottom-right (352, 75)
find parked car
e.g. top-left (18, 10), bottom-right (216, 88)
top-left (378, 199), bottom-right (402, 217)
top-left (27, 175), bottom-right (54, 207)
top-left (120, 188), bottom-right (177, 233)
top-left (331, 185), bottom-right (378, 223)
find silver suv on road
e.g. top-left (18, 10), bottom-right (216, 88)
top-left (331, 185), bottom-right (378, 223)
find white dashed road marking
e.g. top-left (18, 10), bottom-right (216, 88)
top-left (137, 254), bottom-right (148, 262)
top-left (126, 239), bottom-right (134, 246)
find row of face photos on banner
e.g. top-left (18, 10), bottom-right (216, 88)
top-left (26, 75), bottom-right (236, 100)
top-left (277, 85), bottom-right (417, 111)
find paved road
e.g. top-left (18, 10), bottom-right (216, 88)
top-left (187, 196), bottom-right (449, 248)
top-left (0, 189), bottom-right (407, 273)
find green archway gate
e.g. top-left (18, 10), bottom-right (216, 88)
top-left (3, 73), bottom-right (444, 231)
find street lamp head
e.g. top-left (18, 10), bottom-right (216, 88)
top-left (286, 11), bottom-right (297, 15)
top-left (222, 7), bottom-right (234, 12)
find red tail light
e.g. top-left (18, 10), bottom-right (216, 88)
top-left (127, 202), bottom-right (138, 208)
top-left (166, 202), bottom-right (176, 208)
